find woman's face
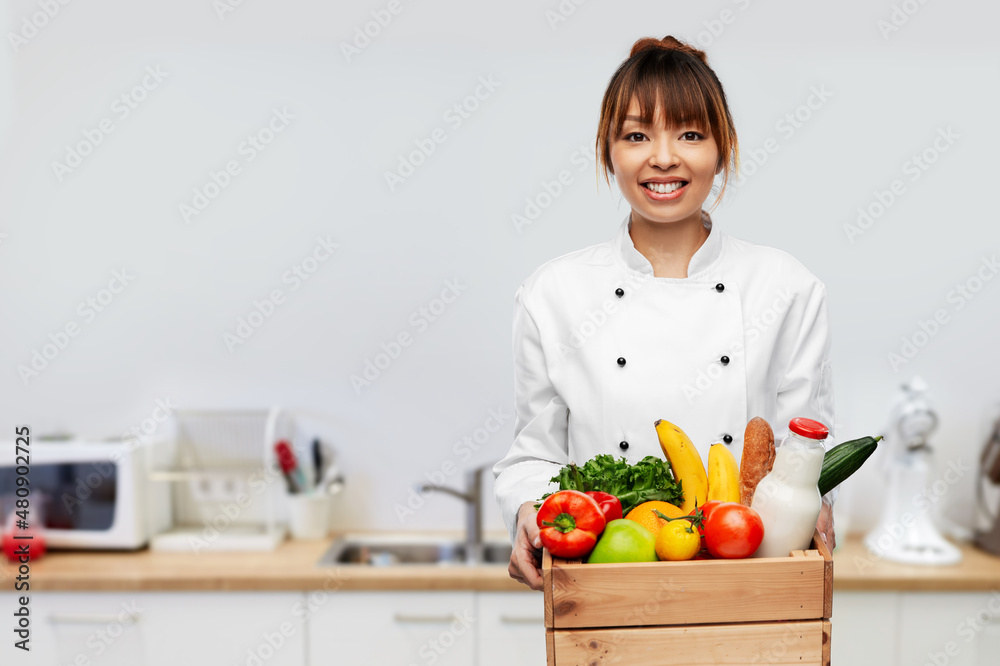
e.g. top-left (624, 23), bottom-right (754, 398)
top-left (609, 99), bottom-right (722, 230)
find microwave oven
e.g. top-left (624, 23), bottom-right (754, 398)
top-left (0, 439), bottom-right (170, 550)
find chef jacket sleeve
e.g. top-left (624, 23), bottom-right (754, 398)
top-left (493, 284), bottom-right (569, 543)
top-left (775, 281), bottom-right (839, 504)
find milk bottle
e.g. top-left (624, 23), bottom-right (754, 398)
top-left (751, 418), bottom-right (828, 558)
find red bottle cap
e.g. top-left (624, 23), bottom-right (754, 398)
top-left (788, 417), bottom-right (829, 440)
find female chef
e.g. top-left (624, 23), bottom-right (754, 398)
top-left (494, 35), bottom-right (837, 589)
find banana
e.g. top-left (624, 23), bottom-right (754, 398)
top-left (707, 443), bottom-right (741, 503)
top-left (654, 420), bottom-right (709, 513)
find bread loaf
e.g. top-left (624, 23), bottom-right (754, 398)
top-left (739, 416), bottom-right (775, 506)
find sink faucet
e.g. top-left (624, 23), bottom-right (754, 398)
top-left (418, 465), bottom-right (490, 564)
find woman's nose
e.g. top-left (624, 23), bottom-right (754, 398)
top-left (648, 139), bottom-right (679, 168)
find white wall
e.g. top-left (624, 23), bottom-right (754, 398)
top-left (1, 0), bottom-right (998, 537)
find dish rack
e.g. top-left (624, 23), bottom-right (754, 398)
top-left (148, 407), bottom-right (295, 552)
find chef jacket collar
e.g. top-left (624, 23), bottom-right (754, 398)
top-left (615, 209), bottom-right (722, 279)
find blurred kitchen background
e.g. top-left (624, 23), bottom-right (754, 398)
top-left (1, 0), bottom-right (999, 562)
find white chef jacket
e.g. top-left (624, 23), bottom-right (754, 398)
top-left (494, 210), bottom-right (836, 541)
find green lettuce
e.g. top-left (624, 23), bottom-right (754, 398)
top-left (541, 454), bottom-right (684, 515)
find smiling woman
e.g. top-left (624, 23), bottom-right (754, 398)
top-left (494, 34), bottom-right (839, 591)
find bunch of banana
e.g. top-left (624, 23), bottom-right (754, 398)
top-left (654, 419), bottom-right (740, 510)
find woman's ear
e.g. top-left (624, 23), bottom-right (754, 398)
top-left (715, 155), bottom-right (724, 176)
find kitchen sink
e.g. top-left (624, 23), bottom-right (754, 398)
top-left (316, 535), bottom-right (513, 567)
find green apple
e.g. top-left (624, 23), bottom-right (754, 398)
top-left (586, 519), bottom-right (658, 564)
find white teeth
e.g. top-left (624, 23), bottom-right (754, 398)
top-left (644, 181), bottom-right (685, 194)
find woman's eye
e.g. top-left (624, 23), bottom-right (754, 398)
top-left (623, 132), bottom-right (646, 142)
top-left (682, 131), bottom-right (703, 141)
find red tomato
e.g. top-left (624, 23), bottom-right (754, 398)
top-left (702, 502), bottom-right (764, 559)
top-left (585, 491), bottom-right (623, 522)
top-left (536, 490), bottom-right (606, 559)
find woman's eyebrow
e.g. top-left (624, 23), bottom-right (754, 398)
top-left (623, 115), bottom-right (695, 126)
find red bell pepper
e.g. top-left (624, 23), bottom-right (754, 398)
top-left (536, 490), bottom-right (606, 558)
top-left (585, 491), bottom-right (623, 522)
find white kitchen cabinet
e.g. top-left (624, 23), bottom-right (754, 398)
top-left (476, 592), bottom-right (547, 666)
top-left (1, 592), bottom-right (143, 666)
top-left (0, 592), bottom-right (305, 666)
top-left (308, 591), bottom-right (476, 666)
top-left (831, 591), bottom-right (899, 665)
top-left (138, 591), bottom-right (306, 666)
top-left (897, 592), bottom-right (1000, 666)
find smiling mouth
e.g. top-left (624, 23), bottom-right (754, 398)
top-left (643, 181), bottom-right (687, 194)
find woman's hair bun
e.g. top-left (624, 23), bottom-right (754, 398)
top-left (629, 35), bottom-right (708, 64)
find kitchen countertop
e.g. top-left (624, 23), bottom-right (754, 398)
top-left (831, 534), bottom-right (1000, 592)
top-left (2, 532), bottom-right (526, 593)
top-left (4, 533), bottom-right (999, 593)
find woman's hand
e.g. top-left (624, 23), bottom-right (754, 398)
top-left (508, 501), bottom-right (543, 590)
top-left (816, 497), bottom-right (836, 551)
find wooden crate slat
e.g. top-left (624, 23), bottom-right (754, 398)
top-left (822, 619), bottom-right (832, 666)
top-left (552, 620), bottom-right (829, 665)
top-left (812, 532), bottom-right (835, 619)
top-left (551, 555), bottom-right (826, 627)
top-left (543, 548), bottom-right (554, 629)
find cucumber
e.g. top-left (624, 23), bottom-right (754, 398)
top-left (817, 436), bottom-right (881, 496)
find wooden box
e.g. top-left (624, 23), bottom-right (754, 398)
top-left (542, 530), bottom-right (832, 665)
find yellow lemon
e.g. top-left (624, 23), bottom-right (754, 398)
top-left (655, 518), bottom-right (701, 561)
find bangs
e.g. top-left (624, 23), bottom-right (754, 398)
top-left (610, 51), bottom-right (715, 137)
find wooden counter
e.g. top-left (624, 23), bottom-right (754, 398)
top-left (831, 534), bottom-right (1000, 592)
top-left (3, 533), bottom-right (998, 593)
top-left (1, 532), bottom-right (526, 592)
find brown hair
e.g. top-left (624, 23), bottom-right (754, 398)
top-left (596, 35), bottom-right (739, 210)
